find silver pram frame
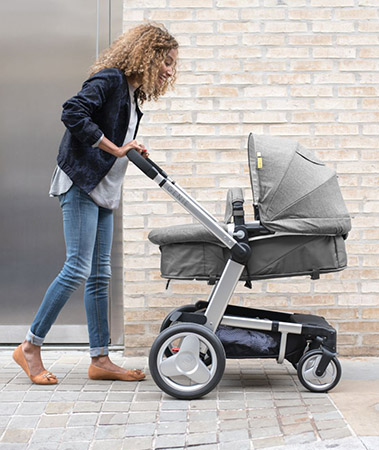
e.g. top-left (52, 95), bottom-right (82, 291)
top-left (127, 134), bottom-right (351, 400)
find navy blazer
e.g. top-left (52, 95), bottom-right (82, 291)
top-left (57, 68), bottom-right (143, 193)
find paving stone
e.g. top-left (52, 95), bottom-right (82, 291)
top-left (95, 424), bottom-right (126, 440)
top-left (0, 417), bottom-right (9, 428)
top-left (99, 413), bottom-right (128, 425)
top-left (101, 402), bottom-right (130, 412)
top-left (282, 422), bottom-right (314, 435)
top-left (0, 443), bottom-right (28, 450)
top-left (154, 433), bottom-right (186, 448)
top-left (280, 413), bottom-right (310, 426)
top-left (283, 431), bottom-right (317, 445)
top-left (161, 400), bottom-right (190, 410)
top-left (73, 401), bottom-right (102, 413)
top-left (219, 440), bottom-right (251, 450)
top-left (219, 409), bottom-right (247, 420)
top-left (252, 436), bottom-right (285, 449)
top-left (251, 426), bottom-right (282, 439)
top-left (129, 401), bottom-right (160, 412)
top-left (125, 423), bottom-right (156, 437)
top-left (15, 402), bottom-right (47, 415)
top-left (128, 411), bottom-right (156, 424)
top-left (134, 392), bottom-right (162, 401)
top-left (24, 391), bottom-right (53, 402)
top-left (159, 410), bottom-right (187, 422)
top-left (62, 426), bottom-right (96, 441)
top-left (0, 428), bottom-right (34, 443)
top-left (78, 392), bottom-right (107, 402)
top-left (45, 402), bottom-right (75, 414)
top-left (58, 442), bottom-right (90, 450)
top-left (189, 410), bottom-right (217, 421)
top-left (157, 421), bottom-right (187, 435)
top-left (249, 417), bottom-right (280, 429)
top-left (50, 392), bottom-right (80, 402)
top-left (107, 392), bottom-right (134, 402)
top-left (218, 401), bottom-right (246, 410)
top-left (30, 427), bottom-right (65, 444)
top-left (91, 440), bottom-right (123, 450)
top-left (219, 429), bottom-right (250, 443)
top-left (0, 392), bottom-right (24, 402)
top-left (67, 413), bottom-right (99, 427)
top-left (186, 432), bottom-right (218, 446)
top-left (318, 427), bottom-right (352, 440)
top-left (7, 416), bottom-right (39, 429)
top-left (189, 400), bottom-right (218, 410)
top-left (0, 403), bottom-right (18, 415)
top-left (278, 406), bottom-right (308, 416)
top-left (314, 418), bottom-right (347, 431)
top-left (219, 419), bottom-right (249, 431)
top-left (28, 444), bottom-right (60, 450)
top-left (188, 420), bottom-right (218, 433)
top-left (38, 414), bottom-right (69, 428)
top-left (121, 436), bottom-right (154, 450)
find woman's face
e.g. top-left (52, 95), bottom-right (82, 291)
top-left (157, 48), bottom-right (178, 87)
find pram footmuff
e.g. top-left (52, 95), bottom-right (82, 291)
top-left (127, 133), bottom-right (351, 400)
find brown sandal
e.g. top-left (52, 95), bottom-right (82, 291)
top-left (13, 344), bottom-right (58, 385)
top-left (88, 364), bottom-right (146, 381)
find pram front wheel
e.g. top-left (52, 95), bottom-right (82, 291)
top-left (149, 323), bottom-right (226, 400)
top-left (297, 349), bottom-right (341, 393)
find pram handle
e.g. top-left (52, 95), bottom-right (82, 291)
top-left (127, 149), bottom-right (163, 180)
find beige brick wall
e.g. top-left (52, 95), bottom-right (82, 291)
top-left (122, 0), bottom-right (379, 357)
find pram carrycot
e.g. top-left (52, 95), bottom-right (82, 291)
top-left (127, 134), bottom-right (351, 400)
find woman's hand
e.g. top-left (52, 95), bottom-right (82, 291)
top-left (98, 137), bottom-right (149, 158)
top-left (118, 140), bottom-right (149, 158)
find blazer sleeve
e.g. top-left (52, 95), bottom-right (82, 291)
top-left (61, 68), bottom-right (122, 146)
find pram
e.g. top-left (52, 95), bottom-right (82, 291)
top-left (127, 133), bottom-right (351, 400)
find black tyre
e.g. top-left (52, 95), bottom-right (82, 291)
top-left (149, 323), bottom-right (226, 400)
top-left (297, 349), bottom-right (342, 393)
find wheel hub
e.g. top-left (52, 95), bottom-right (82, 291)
top-left (159, 334), bottom-right (211, 384)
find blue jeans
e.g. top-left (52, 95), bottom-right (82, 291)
top-left (26, 185), bottom-right (113, 357)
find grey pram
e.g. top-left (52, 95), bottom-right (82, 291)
top-left (128, 133), bottom-right (351, 400)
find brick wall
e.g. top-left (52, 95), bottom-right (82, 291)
top-left (122, 0), bottom-right (379, 357)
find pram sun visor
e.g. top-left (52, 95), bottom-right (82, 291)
top-left (248, 134), bottom-right (352, 235)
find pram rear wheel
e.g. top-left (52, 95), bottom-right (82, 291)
top-left (149, 323), bottom-right (226, 400)
top-left (297, 349), bottom-right (341, 393)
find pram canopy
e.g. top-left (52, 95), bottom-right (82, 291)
top-left (248, 134), bottom-right (351, 235)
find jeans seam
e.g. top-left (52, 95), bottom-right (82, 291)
top-left (94, 230), bottom-right (103, 352)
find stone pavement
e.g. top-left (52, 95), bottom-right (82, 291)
top-left (0, 350), bottom-right (378, 450)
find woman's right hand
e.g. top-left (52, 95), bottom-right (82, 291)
top-left (117, 139), bottom-right (147, 158)
top-left (98, 137), bottom-right (147, 158)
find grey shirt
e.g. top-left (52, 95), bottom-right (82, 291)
top-left (49, 82), bottom-right (138, 210)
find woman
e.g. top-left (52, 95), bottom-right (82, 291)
top-left (13, 23), bottom-right (179, 384)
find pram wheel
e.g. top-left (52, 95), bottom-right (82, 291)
top-left (149, 323), bottom-right (226, 400)
top-left (297, 349), bottom-right (341, 393)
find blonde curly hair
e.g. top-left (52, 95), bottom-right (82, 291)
top-left (90, 23), bottom-right (178, 104)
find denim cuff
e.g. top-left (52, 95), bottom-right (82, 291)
top-left (90, 346), bottom-right (109, 357)
top-left (26, 329), bottom-right (44, 347)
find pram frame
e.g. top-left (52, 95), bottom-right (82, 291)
top-left (128, 149), bottom-right (342, 399)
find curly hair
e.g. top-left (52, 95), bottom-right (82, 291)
top-left (90, 23), bottom-right (178, 104)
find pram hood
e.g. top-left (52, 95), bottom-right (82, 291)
top-left (248, 134), bottom-right (351, 235)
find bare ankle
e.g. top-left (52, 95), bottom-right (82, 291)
top-left (22, 341), bottom-right (41, 355)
